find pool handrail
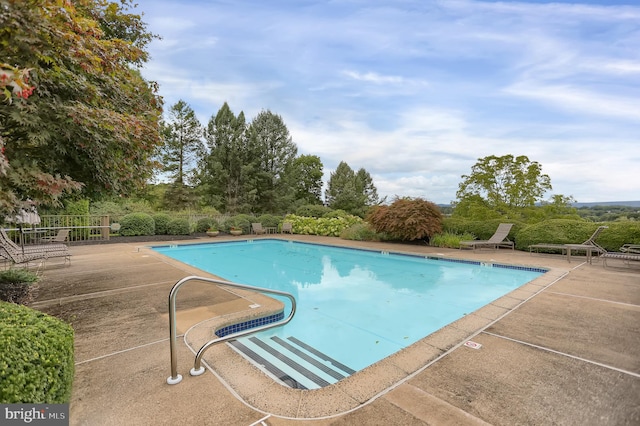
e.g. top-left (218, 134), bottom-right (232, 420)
top-left (167, 275), bottom-right (297, 385)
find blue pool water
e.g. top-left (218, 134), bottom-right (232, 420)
top-left (154, 240), bottom-right (544, 389)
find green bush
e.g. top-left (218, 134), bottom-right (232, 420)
top-left (0, 269), bottom-right (39, 305)
top-left (196, 217), bottom-right (216, 232)
top-left (340, 223), bottom-right (382, 241)
top-left (119, 213), bottom-right (155, 236)
top-left (166, 218), bottom-right (191, 235)
top-left (429, 232), bottom-right (476, 249)
top-left (257, 214), bottom-right (281, 228)
top-left (284, 214), bottom-right (362, 237)
top-left (596, 222), bottom-right (640, 250)
top-left (152, 213), bottom-right (172, 235)
top-left (516, 219), bottom-right (640, 251)
top-left (322, 209), bottom-right (351, 219)
top-left (225, 214), bottom-right (255, 234)
top-left (0, 301), bottom-right (74, 403)
top-left (295, 204), bottom-right (330, 218)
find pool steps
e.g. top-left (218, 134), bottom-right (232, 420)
top-left (230, 335), bottom-right (355, 389)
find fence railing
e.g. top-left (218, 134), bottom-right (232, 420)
top-left (3, 215), bottom-right (111, 244)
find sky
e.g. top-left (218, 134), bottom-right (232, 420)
top-left (133, 0), bottom-right (640, 205)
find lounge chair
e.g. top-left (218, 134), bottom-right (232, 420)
top-left (459, 223), bottom-right (514, 250)
top-left (281, 222), bottom-right (293, 234)
top-left (619, 244), bottom-right (640, 254)
top-left (41, 229), bottom-right (70, 243)
top-left (602, 250), bottom-right (640, 268)
top-left (251, 223), bottom-right (266, 235)
top-left (0, 228), bottom-right (71, 266)
top-left (528, 225), bottom-right (608, 258)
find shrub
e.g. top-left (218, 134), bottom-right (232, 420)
top-left (166, 218), bottom-right (191, 235)
top-left (340, 223), bottom-right (382, 241)
top-left (225, 214), bottom-right (255, 234)
top-left (0, 269), bottom-right (39, 305)
top-left (0, 301), bottom-right (74, 403)
top-left (322, 209), bottom-right (351, 219)
top-left (152, 213), bottom-right (172, 235)
top-left (257, 214), bottom-right (281, 228)
top-left (119, 213), bottom-right (155, 236)
top-left (429, 232), bottom-right (476, 249)
top-left (196, 217), bottom-right (215, 233)
top-left (367, 197), bottom-right (443, 241)
top-left (284, 214), bottom-right (362, 237)
top-left (295, 204), bottom-right (330, 218)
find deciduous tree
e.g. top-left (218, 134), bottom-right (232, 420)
top-left (0, 0), bottom-right (162, 214)
top-left (455, 154), bottom-right (552, 216)
top-left (367, 197), bottom-right (443, 241)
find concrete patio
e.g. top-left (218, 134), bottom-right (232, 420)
top-left (28, 235), bottom-right (639, 425)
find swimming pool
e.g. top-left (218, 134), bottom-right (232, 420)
top-left (154, 240), bottom-right (544, 389)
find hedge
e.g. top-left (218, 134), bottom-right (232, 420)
top-left (283, 214), bottom-right (362, 237)
top-left (0, 301), bottom-right (74, 403)
top-left (152, 213), bottom-right (172, 235)
top-left (166, 218), bottom-right (190, 235)
top-left (516, 219), bottom-right (640, 252)
top-left (119, 212), bottom-right (155, 236)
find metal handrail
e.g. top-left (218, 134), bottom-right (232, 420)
top-left (167, 275), bottom-right (297, 385)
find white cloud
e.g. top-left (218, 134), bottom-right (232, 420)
top-left (135, 0), bottom-right (640, 203)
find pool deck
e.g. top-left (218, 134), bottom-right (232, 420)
top-left (27, 234), bottom-right (639, 426)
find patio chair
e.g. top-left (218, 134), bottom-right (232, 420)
top-left (602, 250), bottom-right (640, 268)
top-left (0, 228), bottom-right (71, 266)
top-left (41, 229), bottom-right (70, 243)
top-left (528, 225), bottom-right (608, 256)
top-left (251, 223), bottom-right (266, 235)
top-left (459, 223), bottom-right (514, 250)
top-left (619, 244), bottom-right (640, 254)
top-left (281, 222), bottom-right (293, 234)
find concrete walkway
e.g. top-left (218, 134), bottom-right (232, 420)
top-left (29, 235), bottom-right (639, 425)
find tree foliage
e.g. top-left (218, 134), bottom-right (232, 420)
top-left (159, 100), bottom-right (204, 186)
top-left (287, 154), bottom-right (324, 206)
top-left (0, 0), bottom-right (162, 214)
top-left (367, 197), bottom-right (443, 241)
top-left (198, 102), bottom-right (254, 213)
top-left (455, 155), bottom-right (552, 216)
top-left (325, 161), bottom-right (380, 217)
top-left (248, 110), bottom-right (298, 213)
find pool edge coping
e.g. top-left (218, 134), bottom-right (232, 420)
top-left (143, 238), bottom-right (567, 420)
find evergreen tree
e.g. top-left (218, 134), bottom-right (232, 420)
top-left (159, 100), bottom-right (203, 185)
top-left (248, 110), bottom-right (298, 213)
top-left (198, 103), bottom-right (254, 213)
top-left (325, 161), bottom-right (379, 216)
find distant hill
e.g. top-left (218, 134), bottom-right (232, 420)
top-left (437, 201), bottom-right (640, 208)
top-left (573, 201), bottom-right (640, 208)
